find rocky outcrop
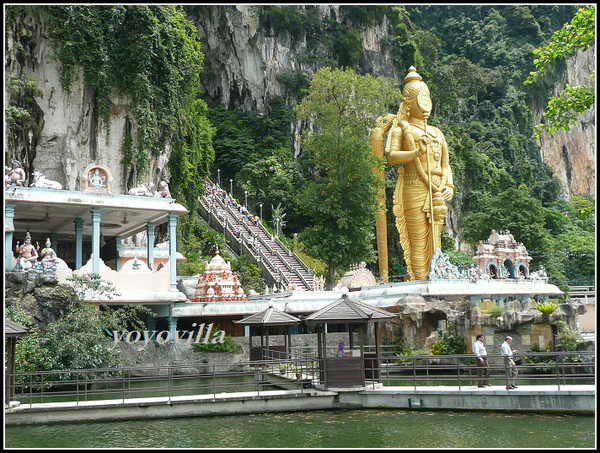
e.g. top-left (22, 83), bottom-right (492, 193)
top-left (187, 5), bottom-right (397, 158)
top-left (5, 271), bottom-right (76, 332)
top-left (391, 294), bottom-right (586, 349)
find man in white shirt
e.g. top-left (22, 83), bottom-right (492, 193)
top-left (474, 334), bottom-right (491, 387)
top-left (501, 336), bottom-right (519, 389)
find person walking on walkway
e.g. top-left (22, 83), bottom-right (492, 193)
top-left (475, 334), bottom-right (491, 387)
top-left (501, 336), bottom-right (519, 389)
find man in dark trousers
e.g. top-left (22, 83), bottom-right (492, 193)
top-left (474, 334), bottom-right (491, 387)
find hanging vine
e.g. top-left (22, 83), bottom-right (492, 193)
top-left (40, 5), bottom-right (213, 190)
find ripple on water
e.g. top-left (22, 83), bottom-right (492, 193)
top-left (4, 409), bottom-right (596, 448)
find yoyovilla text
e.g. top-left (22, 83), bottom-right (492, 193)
top-left (109, 323), bottom-right (226, 351)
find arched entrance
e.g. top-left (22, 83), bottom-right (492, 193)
top-left (503, 258), bottom-right (515, 278)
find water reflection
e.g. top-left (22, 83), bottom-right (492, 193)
top-left (5, 409), bottom-right (595, 449)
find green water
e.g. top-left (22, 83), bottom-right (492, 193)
top-left (4, 409), bottom-right (595, 448)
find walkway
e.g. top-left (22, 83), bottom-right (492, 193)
top-left (5, 384), bottom-right (594, 425)
top-left (199, 186), bottom-right (315, 291)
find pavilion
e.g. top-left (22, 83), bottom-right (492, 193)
top-left (234, 305), bottom-right (301, 361)
top-left (305, 288), bottom-right (397, 388)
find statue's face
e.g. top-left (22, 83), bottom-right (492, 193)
top-left (417, 87), bottom-right (432, 114)
top-left (409, 84), bottom-right (432, 120)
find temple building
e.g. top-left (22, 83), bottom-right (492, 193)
top-left (5, 163), bottom-right (190, 334)
top-left (473, 230), bottom-right (533, 279)
top-left (191, 250), bottom-right (247, 302)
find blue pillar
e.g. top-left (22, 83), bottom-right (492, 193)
top-left (51, 233), bottom-right (58, 252)
top-left (115, 236), bottom-right (123, 271)
top-left (90, 209), bottom-right (102, 275)
top-left (147, 222), bottom-right (155, 272)
top-left (147, 315), bottom-right (156, 332)
top-left (74, 218), bottom-right (84, 270)
top-left (167, 316), bottom-right (178, 337)
top-left (5, 204), bottom-right (16, 271)
top-left (168, 214), bottom-right (178, 291)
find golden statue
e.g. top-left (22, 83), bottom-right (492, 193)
top-left (371, 66), bottom-right (454, 281)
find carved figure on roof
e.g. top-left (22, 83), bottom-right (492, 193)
top-left (371, 66), bottom-right (454, 281)
top-left (129, 181), bottom-right (154, 196)
top-left (157, 175), bottom-right (171, 198)
top-left (530, 265), bottom-right (549, 283)
top-left (30, 171), bottom-right (63, 190)
top-left (6, 160), bottom-right (27, 187)
top-left (467, 263), bottom-right (479, 283)
top-left (15, 232), bottom-right (38, 270)
top-left (39, 238), bottom-right (58, 272)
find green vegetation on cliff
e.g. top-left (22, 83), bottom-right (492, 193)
top-left (5, 5), bottom-right (594, 288)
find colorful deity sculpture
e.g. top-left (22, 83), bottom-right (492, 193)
top-left (6, 160), bottom-right (27, 186)
top-left (39, 238), bottom-right (58, 272)
top-left (371, 66), bottom-right (455, 281)
top-left (15, 232), bottom-right (38, 270)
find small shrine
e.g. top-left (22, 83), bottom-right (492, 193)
top-left (334, 261), bottom-right (377, 291)
top-left (473, 230), bottom-right (532, 279)
top-left (191, 250), bottom-right (247, 302)
top-left (82, 163), bottom-right (113, 193)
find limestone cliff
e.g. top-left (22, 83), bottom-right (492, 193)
top-left (187, 5), bottom-right (397, 158)
top-left (534, 46), bottom-right (596, 198)
top-left (4, 10), bottom-right (169, 193)
top-left (4, 6), bottom-right (594, 199)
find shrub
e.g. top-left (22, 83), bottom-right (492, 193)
top-left (534, 301), bottom-right (558, 314)
top-left (555, 320), bottom-right (583, 352)
top-left (193, 334), bottom-right (241, 353)
top-left (431, 324), bottom-right (466, 355)
top-left (487, 305), bottom-right (506, 318)
top-left (458, 299), bottom-right (476, 314)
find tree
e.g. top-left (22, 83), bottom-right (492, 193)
top-left (10, 274), bottom-right (153, 376)
top-left (524, 5), bottom-right (595, 137)
top-left (295, 67), bottom-right (401, 288)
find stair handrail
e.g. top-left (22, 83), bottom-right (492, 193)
top-left (200, 190), bottom-right (311, 290)
top-left (199, 194), bottom-right (285, 287)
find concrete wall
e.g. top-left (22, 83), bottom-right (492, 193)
top-left (6, 387), bottom-right (594, 426)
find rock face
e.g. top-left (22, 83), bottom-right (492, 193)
top-left (188, 5), bottom-right (398, 158)
top-left (5, 11), bottom-right (169, 193)
top-left (5, 271), bottom-right (76, 332)
top-left (534, 46), bottom-right (596, 198)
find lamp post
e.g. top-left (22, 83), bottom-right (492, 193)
top-left (217, 169), bottom-right (220, 187)
top-left (259, 203), bottom-right (263, 222)
top-left (244, 190), bottom-right (248, 209)
top-left (230, 179), bottom-right (233, 197)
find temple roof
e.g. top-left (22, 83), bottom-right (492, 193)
top-left (5, 186), bottom-right (188, 243)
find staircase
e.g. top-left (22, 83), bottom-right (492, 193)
top-left (199, 188), bottom-right (315, 291)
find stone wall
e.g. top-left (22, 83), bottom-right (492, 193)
top-left (115, 331), bottom-right (358, 372)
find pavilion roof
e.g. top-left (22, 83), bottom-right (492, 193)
top-left (5, 320), bottom-right (31, 338)
top-left (305, 294), bottom-right (397, 324)
top-left (234, 306), bottom-right (301, 326)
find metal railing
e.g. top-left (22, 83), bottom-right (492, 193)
top-left (6, 350), bottom-right (594, 407)
top-left (5, 358), bottom-right (319, 408)
top-left (361, 347), bottom-right (595, 390)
